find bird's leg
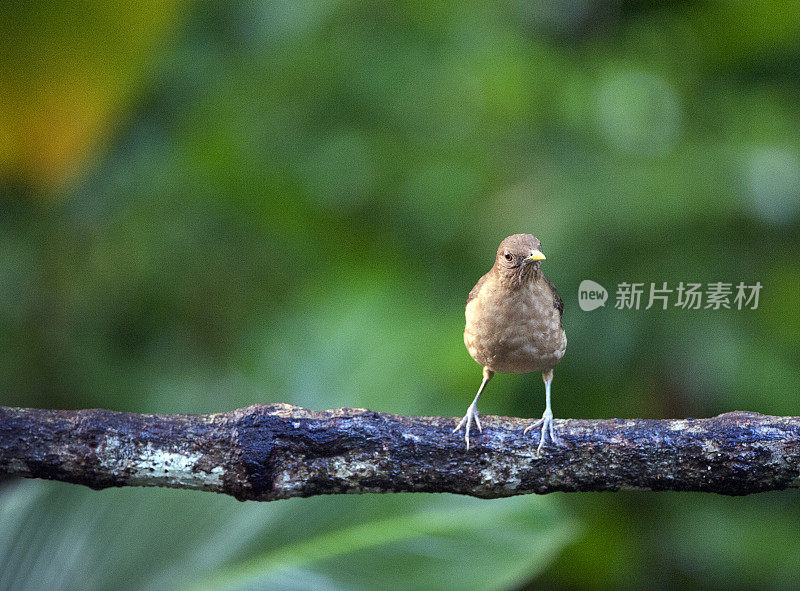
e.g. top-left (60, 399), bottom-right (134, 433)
top-left (454, 367), bottom-right (493, 449)
top-left (524, 369), bottom-right (559, 457)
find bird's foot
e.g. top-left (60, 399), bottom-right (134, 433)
top-left (453, 401), bottom-right (482, 450)
top-left (524, 408), bottom-right (559, 457)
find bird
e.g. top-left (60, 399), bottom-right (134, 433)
top-left (454, 233), bottom-right (566, 455)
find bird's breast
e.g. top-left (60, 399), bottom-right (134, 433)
top-left (464, 277), bottom-right (566, 373)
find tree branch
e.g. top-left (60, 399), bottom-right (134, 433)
top-left (1, 404), bottom-right (799, 500)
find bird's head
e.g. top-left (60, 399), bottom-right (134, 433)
top-left (495, 234), bottom-right (546, 276)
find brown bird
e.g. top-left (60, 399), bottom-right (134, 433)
top-left (455, 234), bottom-right (566, 454)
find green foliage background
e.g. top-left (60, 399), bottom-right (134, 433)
top-left (1, 1), bottom-right (800, 589)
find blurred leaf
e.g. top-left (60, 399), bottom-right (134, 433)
top-left (0, 479), bottom-right (296, 591)
top-left (191, 494), bottom-right (577, 591)
top-left (0, 481), bottom-right (574, 591)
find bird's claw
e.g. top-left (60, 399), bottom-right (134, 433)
top-left (453, 402), bottom-right (482, 450)
top-left (524, 409), bottom-right (558, 457)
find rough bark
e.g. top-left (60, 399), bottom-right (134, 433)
top-left (1, 404), bottom-right (799, 501)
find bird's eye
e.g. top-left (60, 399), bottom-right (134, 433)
top-left (504, 253), bottom-right (513, 261)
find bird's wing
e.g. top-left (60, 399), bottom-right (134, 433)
top-left (543, 275), bottom-right (564, 316)
top-left (466, 272), bottom-right (490, 306)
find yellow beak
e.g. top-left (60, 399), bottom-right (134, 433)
top-left (524, 250), bottom-right (546, 262)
